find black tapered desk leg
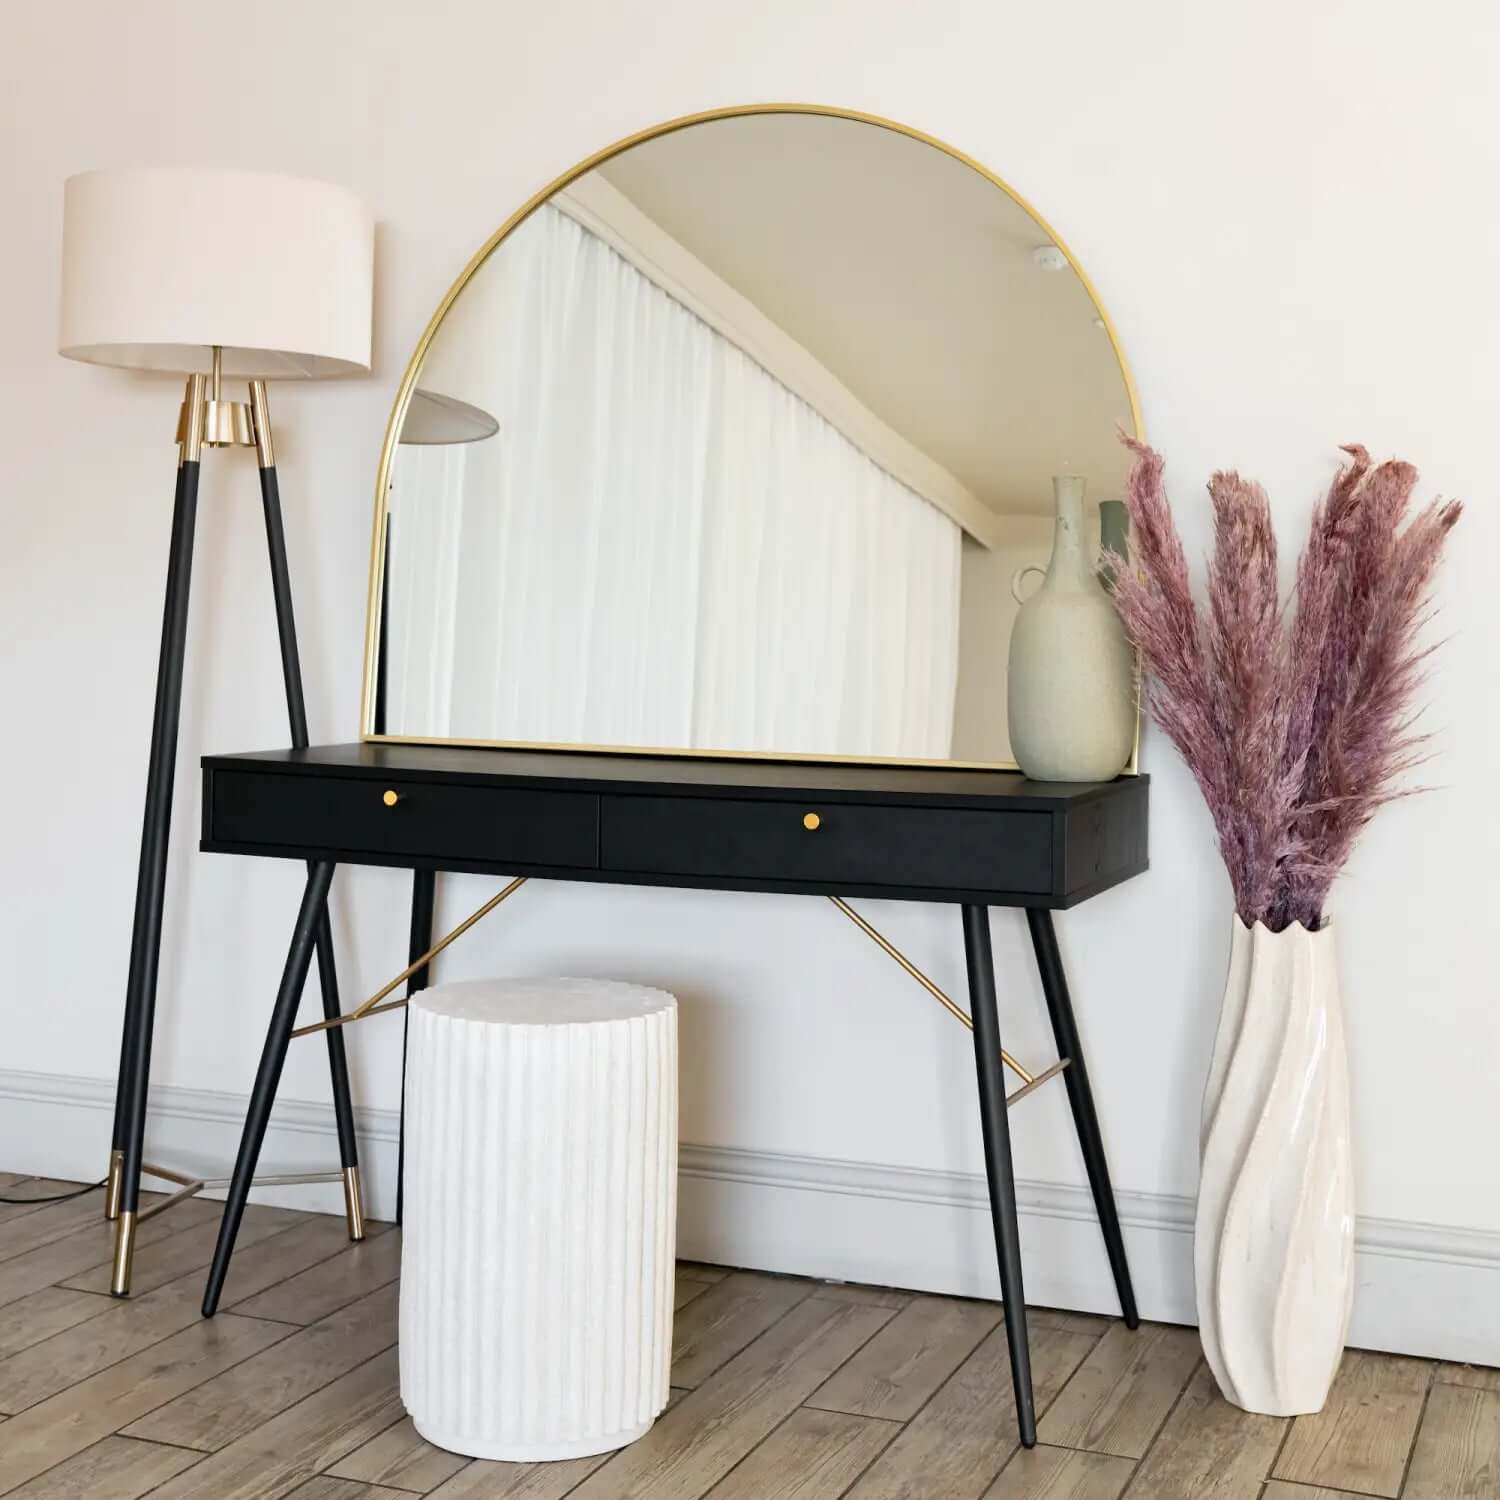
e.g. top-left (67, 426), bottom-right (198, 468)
top-left (962, 903), bottom-right (1037, 1448)
top-left (397, 869), bottom-right (437, 1226)
top-left (258, 452), bottom-right (363, 1241)
top-left (203, 863), bottom-right (335, 1317)
top-left (109, 460), bottom-right (201, 1293)
top-left (1026, 908), bottom-right (1138, 1327)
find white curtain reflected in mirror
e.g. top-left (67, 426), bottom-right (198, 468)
top-left (370, 110), bottom-right (1139, 766)
top-left (387, 201), bottom-right (961, 756)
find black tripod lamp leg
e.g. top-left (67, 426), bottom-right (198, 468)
top-left (962, 904), bottom-right (1037, 1448)
top-left (111, 396), bottom-right (206, 1295)
top-left (202, 862), bottom-right (335, 1317)
top-left (1026, 908), bottom-right (1138, 1328)
top-left (251, 382), bottom-right (363, 1241)
top-left (397, 869), bottom-right (436, 1226)
top-left (107, 467), bottom-right (186, 1226)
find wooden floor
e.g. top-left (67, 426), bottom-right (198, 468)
top-left (0, 1175), bottom-right (1496, 1499)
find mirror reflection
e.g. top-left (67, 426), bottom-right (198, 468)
top-left (371, 110), bottom-right (1137, 764)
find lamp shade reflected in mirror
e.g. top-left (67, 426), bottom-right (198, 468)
top-left (367, 107), bottom-right (1139, 767)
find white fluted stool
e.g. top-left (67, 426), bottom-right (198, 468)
top-left (399, 978), bottom-right (678, 1461)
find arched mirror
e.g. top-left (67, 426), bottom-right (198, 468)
top-left (362, 105), bottom-right (1140, 768)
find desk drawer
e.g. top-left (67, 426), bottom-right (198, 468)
top-left (601, 794), bottom-right (1051, 894)
top-left (208, 770), bottom-right (598, 868)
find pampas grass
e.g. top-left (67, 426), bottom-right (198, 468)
top-left (1112, 440), bottom-right (1460, 932)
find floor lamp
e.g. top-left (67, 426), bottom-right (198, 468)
top-left (58, 166), bottom-right (375, 1295)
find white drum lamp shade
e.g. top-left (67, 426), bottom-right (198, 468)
top-left (59, 166), bottom-right (373, 378)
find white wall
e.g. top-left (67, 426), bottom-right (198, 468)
top-left (3, 0), bottom-right (1496, 1361)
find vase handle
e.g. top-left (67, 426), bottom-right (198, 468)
top-left (1011, 565), bottom-right (1046, 605)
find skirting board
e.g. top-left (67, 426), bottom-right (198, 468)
top-left (3, 1067), bottom-right (1497, 1367)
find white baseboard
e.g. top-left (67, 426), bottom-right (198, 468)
top-left (3, 1067), bottom-right (1496, 1366)
top-left (0, 1068), bottom-right (398, 1222)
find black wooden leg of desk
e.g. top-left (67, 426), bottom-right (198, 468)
top-left (203, 862), bottom-right (334, 1317)
top-left (396, 869), bottom-right (436, 1226)
top-left (962, 903), bottom-right (1036, 1449)
top-left (1026, 908), bottom-right (1138, 1328)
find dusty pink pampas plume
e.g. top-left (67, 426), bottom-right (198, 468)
top-left (1112, 439), bottom-right (1460, 932)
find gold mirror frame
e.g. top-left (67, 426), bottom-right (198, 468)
top-left (360, 102), bottom-right (1144, 772)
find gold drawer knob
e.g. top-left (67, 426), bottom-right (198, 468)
top-left (382, 789), bottom-right (400, 807)
top-left (803, 811), bottom-right (821, 831)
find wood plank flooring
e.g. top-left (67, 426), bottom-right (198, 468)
top-left (0, 1176), bottom-right (1493, 1499)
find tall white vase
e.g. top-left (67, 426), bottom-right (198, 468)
top-left (1007, 475), bottom-right (1136, 781)
top-left (1196, 918), bottom-right (1355, 1415)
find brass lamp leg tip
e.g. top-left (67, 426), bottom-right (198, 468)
top-left (110, 1211), bottom-right (137, 1297)
top-left (342, 1166), bottom-right (366, 1242)
top-left (104, 1150), bottom-right (124, 1221)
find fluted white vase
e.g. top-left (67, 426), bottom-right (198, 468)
top-left (1196, 919), bottom-right (1354, 1415)
top-left (400, 978), bottom-right (678, 1461)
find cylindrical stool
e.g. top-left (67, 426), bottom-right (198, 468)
top-left (399, 978), bottom-right (678, 1461)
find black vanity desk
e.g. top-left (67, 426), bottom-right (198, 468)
top-left (199, 741), bottom-right (1148, 1447)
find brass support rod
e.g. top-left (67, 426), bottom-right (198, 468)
top-left (140, 1160), bottom-right (201, 1187)
top-left (137, 1179), bottom-right (204, 1223)
top-left (1004, 1057), bottom-right (1070, 1108)
top-left (135, 1170), bottom-right (353, 1221)
top-left (826, 895), bottom-right (1034, 1084)
top-left (306, 995), bottom-right (411, 1034)
top-left (198, 1170), bottom-right (345, 1191)
top-left (211, 343), bottom-right (223, 402)
top-left (114, 1165), bottom-right (350, 1235)
top-left (291, 876), bottom-right (529, 1040)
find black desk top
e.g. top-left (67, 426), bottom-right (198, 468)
top-left (202, 743), bottom-right (1148, 908)
top-left (206, 741), bottom-right (1145, 812)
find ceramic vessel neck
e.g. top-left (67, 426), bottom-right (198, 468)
top-left (1045, 475), bottom-right (1091, 591)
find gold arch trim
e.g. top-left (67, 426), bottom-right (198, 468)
top-left (359, 102), bottom-right (1144, 771)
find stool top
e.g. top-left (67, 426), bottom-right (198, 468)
top-left (411, 977), bottom-right (676, 1027)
